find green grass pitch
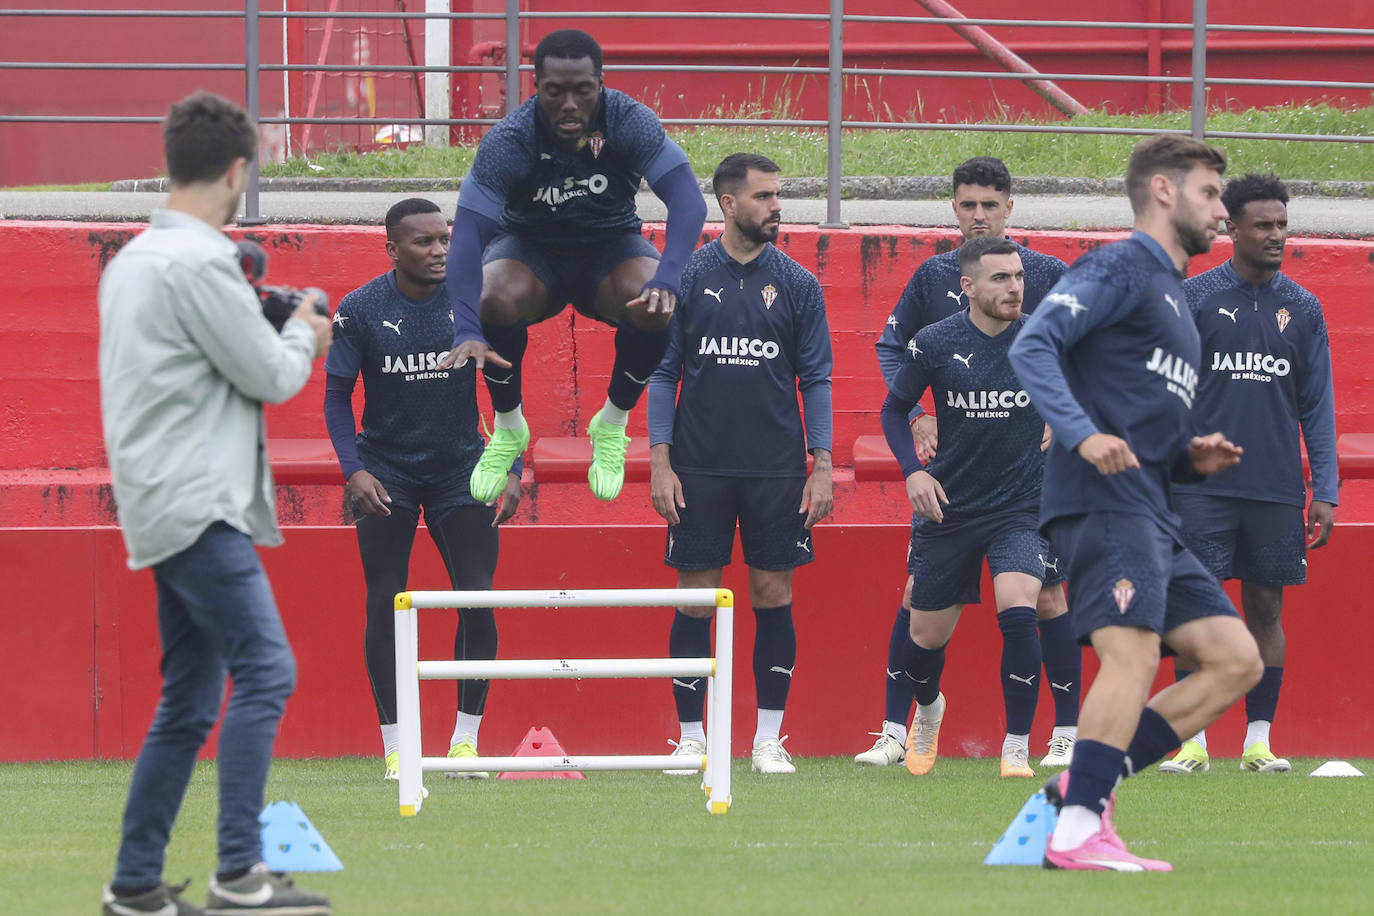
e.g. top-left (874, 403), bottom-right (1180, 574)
top-left (7, 757), bottom-right (1371, 913)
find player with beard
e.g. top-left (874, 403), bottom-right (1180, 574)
top-left (324, 198), bottom-right (521, 782)
top-left (648, 153), bottom-right (833, 776)
top-left (1158, 174), bottom-right (1337, 776)
top-left (1008, 135), bottom-right (1263, 871)
top-left (861, 157), bottom-right (1079, 772)
top-left (440, 29), bottom-right (706, 504)
top-left (872, 236), bottom-right (1067, 780)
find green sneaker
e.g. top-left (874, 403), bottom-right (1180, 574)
top-left (469, 417), bottom-right (529, 503)
top-left (445, 739), bottom-right (489, 780)
top-left (1158, 739), bottom-right (1210, 774)
top-left (1241, 741), bottom-right (1292, 773)
top-left (586, 409), bottom-right (631, 500)
top-left (383, 750), bottom-right (399, 780)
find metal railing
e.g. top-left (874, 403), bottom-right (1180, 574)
top-left (3, 2), bottom-right (1372, 226)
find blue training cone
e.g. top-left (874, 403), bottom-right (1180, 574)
top-left (984, 791), bottom-right (1057, 866)
top-left (260, 801), bottom-right (344, 872)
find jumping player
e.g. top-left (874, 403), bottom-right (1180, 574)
top-left (441, 29), bottom-right (707, 503)
top-left (865, 156), bottom-right (1079, 770)
top-left (1009, 135), bottom-right (1263, 871)
top-left (865, 236), bottom-right (1067, 779)
top-left (648, 153), bottom-right (833, 776)
top-left (324, 198), bottom-right (521, 781)
top-left (1159, 173), bottom-right (1337, 775)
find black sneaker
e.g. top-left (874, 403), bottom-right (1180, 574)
top-left (102, 879), bottom-right (204, 915)
top-left (204, 863), bottom-right (330, 914)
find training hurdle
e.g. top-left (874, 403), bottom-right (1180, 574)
top-left (392, 587), bottom-right (734, 817)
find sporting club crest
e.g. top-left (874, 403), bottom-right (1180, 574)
top-left (1275, 308), bottom-right (1291, 333)
top-left (761, 283), bottom-right (778, 309)
top-left (587, 131), bottom-right (605, 158)
top-left (1112, 578), bottom-right (1135, 614)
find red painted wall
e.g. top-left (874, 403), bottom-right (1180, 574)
top-left (5, 524), bottom-right (1373, 763)
top-left (5, 219), bottom-right (1374, 761)
top-left (4, 220), bottom-right (1372, 486)
top-left (5, 1), bottom-right (1374, 184)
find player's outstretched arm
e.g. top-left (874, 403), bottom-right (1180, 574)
top-left (800, 449), bottom-right (833, 529)
top-left (642, 158), bottom-right (707, 315)
top-left (649, 443), bottom-right (685, 525)
top-left (438, 205), bottom-right (511, 371)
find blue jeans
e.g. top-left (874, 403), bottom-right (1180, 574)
top-left (112, 522), bottom-right (297, 886)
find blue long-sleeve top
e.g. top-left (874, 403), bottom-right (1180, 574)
top-left (647, 240), bottom-right (833, 477)
top-left (875, 241), bottom-right (1066, 420)
top-left (880, 310), bottom-right (1045, 523)
top-left (1008, 231), bottom-right (1206, 536)
top-left (446, 88), bottom-right (704, 350)
top-left (1176, 260), bottom-right (1338, 507)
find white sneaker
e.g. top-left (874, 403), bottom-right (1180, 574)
top-left (854, 727), bottom-right (906, 766)
top-left (663, 737), bottom-right (705, 776)
top-left (1040, 734), bottom-right (1076, 767)
top-left (752, 736), bottom-right (796, 775)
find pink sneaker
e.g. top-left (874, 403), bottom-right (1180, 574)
top-left (1043, 825), bottom-right (1173, 872)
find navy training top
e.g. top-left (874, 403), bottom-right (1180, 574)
top-left (647, 240), bottom-right (833, 477)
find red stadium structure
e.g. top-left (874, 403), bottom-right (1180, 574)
top-left (2, 219), bottom-right (1372, 763)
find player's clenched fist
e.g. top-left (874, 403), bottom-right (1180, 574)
top-left (1076, 432), bottom-right (1140, 475)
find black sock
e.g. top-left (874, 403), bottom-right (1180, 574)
top-left (1065, 740), bottom-right (1125, 816)
top-left (1121, 707), bottom-right (1181, 778)
top-left (884, 606), bottom-right (919, 725)
top-left (908, 640), bottom-right (946, 708)
top-left (1038, 613), bottom-right (1082, 727)
top-left (997, 606), bottom-right (1041, 736)
top-left (1244, 666), bottom-right (1284, 725)
top-left (606, 318), bottom-right (670, 410)
top-left (215, 866), bottom-right (252, 883)
top-left (669, 610), bottom-right (712, 722)
top-left (752, 604), bottom-right (797, 710)
top-left (480, 321), bottom-right (529, 413)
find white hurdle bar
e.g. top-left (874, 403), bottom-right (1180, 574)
top-left (393, 587), bottom-right (734, 817)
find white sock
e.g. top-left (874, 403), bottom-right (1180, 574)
top-left (754, 708), bottom-right (785, 746)
top-left (1050, 805), bottom-right (1102, 851)
top-left (450, 712), bottom-right (482, 748)
top-left (679, 721), bottom-right (706, 745)
top-left (1002, 733), bottom-right (1030, 756)
top-left (1244, 720), bottom-right (1272, 749)
top-left (882, 720), bottom-right (907, 744)
top-left (1052, 725), bottom-right (1078, 741)
top-left (916, 697), bottom-right (943, 720)
top-left (381, 723), bottom-right (399, 756)
top-left (598, 399), bottom-right (629, 426)
top-left (1188, 730), bottom-right (1208, 751)
top-left (494, 406), bottom-right (525, 430)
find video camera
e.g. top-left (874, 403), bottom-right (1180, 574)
top-left (234, 239), bottom-right (330, 332)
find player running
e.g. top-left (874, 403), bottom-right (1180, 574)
top-left (1008, 135), bottom-right (1263, 872)
top-left (1159, 173), bottom-right (1338, 775)
top-left (441, 29), bottom-right (707, 502)
top-left (868, 236), bottom-right (1066, 780)
top-left (862, 157), bottom-right (1079, 771)
top-left (325, 198), bottom-right (521, 782)
top-left (649, 153), bottom-right (833, 776)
